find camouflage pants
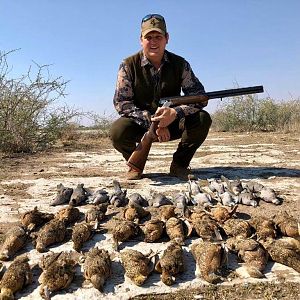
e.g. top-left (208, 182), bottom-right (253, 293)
top-left (109, 110), bottom-right (212, 168)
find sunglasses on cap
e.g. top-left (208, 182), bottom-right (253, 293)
top-left (141, 14), bottom-right (165, 23)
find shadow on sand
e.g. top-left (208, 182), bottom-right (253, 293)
top-left (144, 166), bottom-right (300, 184)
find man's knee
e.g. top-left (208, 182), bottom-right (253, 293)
top-left (109, 118), bottom-right (125, 145)
top-left (199, 110), bottom-right (212, 130)
top-left (186, 110), bottom-right (212, 131)
top-left (184, 110), bottom-right (212, 144)
top-left (109, 117), bottom-right (145, 146)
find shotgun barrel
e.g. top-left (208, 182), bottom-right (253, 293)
top-left (205, 85), bottom-right (264, 99)
top-left (159, 85), bottom-right (264, 107)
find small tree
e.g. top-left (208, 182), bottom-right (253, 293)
top-left (212, 94), bottom-right (259, 131)
top-left (255, 98), bottom-right (279, 131)
top-left (0, 50), bottom-right (80, 153)
top-left (277, 99), bottom-right (300, 132)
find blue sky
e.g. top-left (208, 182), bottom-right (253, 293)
top-left (1, 1), bottom-right (299, 120)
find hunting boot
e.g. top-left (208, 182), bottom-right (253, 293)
top-left (169, 161), bottom-right (192, 181)
top-left (126, 167), bottom-right (142, 180)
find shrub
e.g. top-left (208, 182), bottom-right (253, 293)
top-left (211, 95), bottom-right (300, 132)
top-left (86, 111), bottom-right (117, 137)
top-left (0, 50), bottom-right (81, 153)
top-left (212, 94), bottom-right (259, 131)
top-left (276, 100), bottom-right (300, 132)
top-left (255, 98), bottom-right (279, 131)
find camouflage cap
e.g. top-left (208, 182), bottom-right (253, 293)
top-left (141, 15), bottom-right (167, 37)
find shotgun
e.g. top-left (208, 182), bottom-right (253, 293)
top-left (127, 85), bottom-right (264, 173)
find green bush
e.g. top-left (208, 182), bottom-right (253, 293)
top-left (276, 100), bottom-right (300, 132)
top-left (255, 98), bottom-right (279, 131)
top-left (211, 95), bottom-right (300, 132)
top-left (0, 50), bottom-right (81, 153)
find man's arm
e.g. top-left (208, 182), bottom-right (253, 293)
top-left (113, 62), bottom-right (151, 129)
top-left (174, 60), bottom-right (208, 121)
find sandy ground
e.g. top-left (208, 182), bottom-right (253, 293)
top-left (0, 131), bottom-right (299, 299)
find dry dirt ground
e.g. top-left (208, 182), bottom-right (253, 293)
top-left (0, 131), bottom-right (299, 300)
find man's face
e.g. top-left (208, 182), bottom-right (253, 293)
top-left (140, 31), bottom-right (169, 61)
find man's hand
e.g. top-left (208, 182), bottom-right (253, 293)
top-left (156, 127), bottom-right (170, 142)
top-left (151, 107), bottom-right (177, 127)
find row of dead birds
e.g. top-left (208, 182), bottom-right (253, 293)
top-left (0, 177), bottom-right (298, 299)
top-left (50, 174), bottom-right (282, 208)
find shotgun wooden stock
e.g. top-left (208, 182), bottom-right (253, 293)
top-left (127, 121), bottom-right (158, 172)
top-left (127, 85), bottom-right (264, 174)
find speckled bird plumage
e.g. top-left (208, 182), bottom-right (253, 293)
top-left (191, 239), bottom-right (224, 283)
top-left (0, 225), bottom-right (27, 261)
top-left (249, 216), bottom-right (276, 240)
top-left (260, 237), bottom-right (300, 273)
top-left (222, 218), bottom-right (252, 238)
top-left (123, 201), bottom-right (149, 223)
top-left (141, 219), bottom-right (165, 242)
top-left (226, 236), bottom-right (268, 278)
top-left (0, 255), bottom-right (32, 300)
top-left (273, 211), bottom-right (300, 238)
top-left (39, 251), bottom-right (78, 299)
top-left (120, 249), bottom-right (154, 286)
top-left (209, 205), bottom-right (238, 224)
top-left (186, 208), bottom-right (220, 240)
top-left (155, 242), bottom-right (184, 285)
top-left (83, 247), bottom-right (111, 291)
top-left (20, 206), bottom-right (54, 231)
top-left (85, 203), bottom-right (108, 225)
top-left (159, 205), bottom-right (176, 222)
top-left (54, 205), bottom-right (81, 225)
top-left (72, 222), bottom-right (94, 252)
top-left (165, 217), bottom-right (186, 245)
top-left (112, 219), bottom-right (140, 250)
top-left (34, 219), bottom-right (67, 253)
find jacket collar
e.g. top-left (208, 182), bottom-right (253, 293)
top-left (140, 50), bottom-right (170, 67)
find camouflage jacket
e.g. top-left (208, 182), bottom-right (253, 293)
top-left (113, 51), bottom-right (207, 129)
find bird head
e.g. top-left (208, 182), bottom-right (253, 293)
top-left (133, 274), bottom-right (147, 286)
top-left (91, 274), bottom-right (105, 292)
top-left (161, 273), bottom-right (175, 286)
